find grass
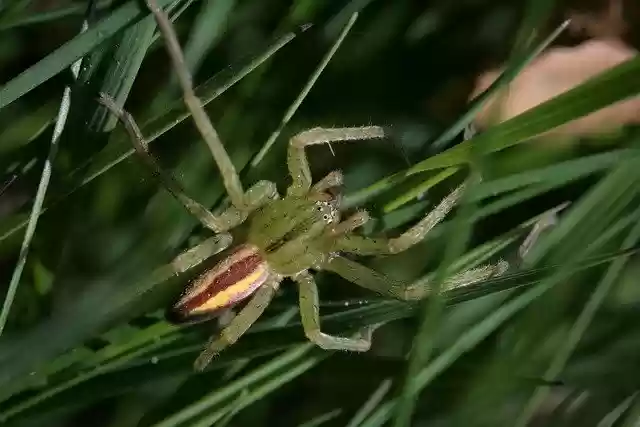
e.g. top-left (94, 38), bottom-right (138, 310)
top-left (1, 1), bottom-right (640, 426)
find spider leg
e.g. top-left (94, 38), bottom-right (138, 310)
top-left (325, 204), bottom-right (564, 300)
top-left (324, 255), bottom-right (509, 301)
top-left (171, 233), bottom-right (233, 274)
top-left (312, 170), bottom-right (343, 193)
top-left (99, 95), bottom-right (278, 233)
top-left (331, 210), bottom-right (370, 235)
top-left (287, 127), bottom-right (385, 197)
top-left (193, 279), bottom-right (280, 371)
top-left (145, 0), bottom-right (247, 210)
top-left (334, 183), bottom-right (465, 255)
top-left (295, 270), bottom-right (375, 351)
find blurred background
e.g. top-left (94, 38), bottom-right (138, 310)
top-left (1, 0), bottom-right (640, 426)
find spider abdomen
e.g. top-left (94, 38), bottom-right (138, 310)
top-left (168, 244), bottom-right (270, 323)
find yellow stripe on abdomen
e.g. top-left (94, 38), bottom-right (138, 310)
top-left (191, 264), bottom-right (269, 314)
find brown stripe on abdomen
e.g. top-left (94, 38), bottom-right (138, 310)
top-left (169, 244), bottom-right (269, 322)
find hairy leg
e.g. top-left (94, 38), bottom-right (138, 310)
top-left (287, 127), bottom-right (385, 197)
top-left (325, 204), bottom-right (565, 300)
top-left (194, 280), bottom-right (279, 371)
top-left (145, 0), bottom-right (247, 210)
top-left (170, 233), bottom-right (233, 275)
top-left (312, 170), bottom-right (344, 194)
top-left (295, 270), bottom-right (375, 351)
top-left (99, 94), bottom-right (278, 233)
top-left (324, 255), bottom-right (509, 301)
top-left (334, 183), bottom-right (465, 255)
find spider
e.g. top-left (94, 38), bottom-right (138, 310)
top-left (98, 0), bottom-right (549, 372)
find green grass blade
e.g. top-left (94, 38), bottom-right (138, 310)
top-left (149, 343), bottom-right (315, 427)
top-left (392, 158), bottom-right (483, 426)
top-left (297, 409), bottom-right (343, 427)
top-left (346, 378), bottom-right (393, 427)
top-left (0, 8), bottom-right (93, 335)
top-left (90, 13), bottom-right (158, 131)
top-left (408, 55), bottom-right (640, 176)
top-left (211, 390), bottom-right (249, 427)
top-left (348, 55), bottom-right (640, 210)
top-left (468, 148), bottom-right (639, 202)
top-left (183, 0), bottom-right (236, 77)
top-left (514, 208), bottom-right (640, 426)
top-left (596, 394), bottom-right (637, 427)
top-left (429, 18), bottom-right (568, 151)
top-left (0, 1), bottom-right (112, 30)
top-left (0, 0), bottom-right (177, 111)
top-left (192, 352), bottom-right (329, 427)
top-left (383, 167), bottom-right (457, 212)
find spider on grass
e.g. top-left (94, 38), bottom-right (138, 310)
top-left (98, 0), bottom-right (552, 372)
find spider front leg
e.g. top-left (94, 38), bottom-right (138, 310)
top-left (287, 127), bottom-right (386, 197)
top-left (295, 270), bottom-right (376, 351)
top-left (312, 170), bottom-right (343, 194)
top-left (194, 279), bottom-right (280, 371)
top-left (145, 0), bottom-right (252, 211)
top-left (99, 95), bottom-right (278, 233)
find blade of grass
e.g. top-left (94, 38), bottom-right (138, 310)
top-left (392, 146), bottom-right (639, 215)
top-left (362, 272), bottom-right (574, 427)
top-left (297, 409), bottom-right (343, 427)
top-left (0, 234), bottom-right (226, 389)
top-left (361, 261), bottom-right (616, 426)
top-left (392, 133), bottom-right (486, 426)
top-left (90, 12), bottom-right (158, 131)
top-left (523, 161), bottom-right (640, 267)
top-left (183, 0), bottom-right (236, 79)
top-left (346, 378), bottom-right (393, 427)
top-left (250, 11), bottom-right (359, 167)
top-left (616, 394), bottom-right (640, 427)
top-left (0, 5), bottom-right (94, 336)
top-left (383, 167), bottom-right (458, 212)
top-left (348, 55), bottom-right (640, 210)
top-left (514, 207), bottom-right (640, 426)
top-left (409, 56), bottom-right (640, 176)
top-left (0, 0), bottom-right (178, 110)
top-left (212, 389), bottom-right (248, 427)
top-left (191, 351), bottom-right (330, 427)
top-left (597, 393), bottom-right (638, 427)
top-left (150, 343), bottom-right (316, 427)
top-left (428, 18), bottom-right (569, 152)
top-left (469, 148), bottom-right (639, 202)
top-left (0, 0), bottom-right (112, 30)
top-left (346, 17), bottom-right (570, 209)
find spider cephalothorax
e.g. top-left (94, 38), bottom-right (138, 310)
top-left (99, 0), bottom-right (551, 372)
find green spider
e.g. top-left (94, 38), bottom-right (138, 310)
top-left (99, 0), bottom-right (540, 372)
